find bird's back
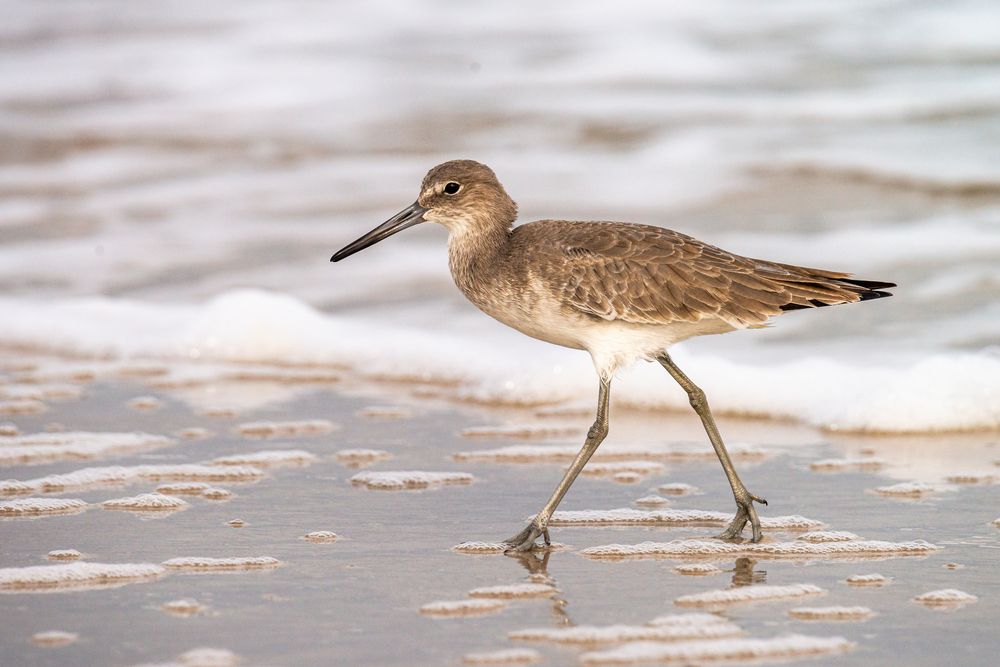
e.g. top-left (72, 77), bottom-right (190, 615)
top-left (508, 219), bottom-right (894, 330)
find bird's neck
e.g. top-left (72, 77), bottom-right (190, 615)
top-left (446, 214), bottom-right (512, 297)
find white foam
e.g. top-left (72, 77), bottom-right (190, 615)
top-left (419, 599), bottom-right (506, 616)
top-left (510, 620), bottom-right (743, 644)
top-left (809, 457), bottom-right (886, 472)
top-left (451, 541), bottom-right (568, 554)
top-left (335, 449), bottom-right (391, 465)
top-left (0, 431), bottom-right (173, 467)
top-left (162, 556), bottom-right (281, 571)
top-left (161, 598), bottom-right (206, 617)
top-left (582, 461), bottom-right (665, 477)
top-left (226, 519), bottom-right (245, 528)
top-left (872, 481), bottom-right (945, 497)
top-left (657, 483), bottom-right (700, 496)
top-left (468, 583), bottom-right (555, 599)
top-left (0, 498), bottom-right (87, 516)
top-left (127, 396), bottom-right (163, 410)
top-left (303, 531), bottom-right (338, 543)
top-left (548, 509), bottom-right (821, 529)
top-left (176, 428), bottom-right (213, 440)
top-left (633, 495), bottom-right (671, 507)
top-left (674, 584), bottom-right (825, 607)
top-left (462, 648), bottom-right (541, 664)
top-left (0, 399), bottom-right (46, 415)
top-left (156, 482), bottom-right (211, 495)
top-left (350, 470), bottom-right (474, 490)
top-left (582, 539), bottom-right (938, 560)
top-left (102, 493), bottom-right (188, 512)
top-left (210, 449), bottom-right (317, 467)
top-left (580, 634), bottom-right (854, 664)
top-left (201, 488), bottom-right (232, 500)
top-left (945, 472), bottom-right (995, 484)
top-left (913, 589), bottom-right (978, 607)
top-left (0, 423), bottom-right (18, 436)
top-left (845, 573), bottom-right (890, 587)
top-left (235, 419), bottom-right (335, 438)
top-left (358, 406), bottom-right (414, 419)
top-left (31, 630), bottom-right (78, 646)
top-left (646, 613), bottom-right (733, 628)
top-left (0, 562), bottom-right (165, 592)
top-left (788, 606), bottom-right (874, 621)
top-left (796, 531), bottom-right (860, 543)
top-left (47, 549), bottom-right (82, 561)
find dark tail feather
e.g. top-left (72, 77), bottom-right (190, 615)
top-left (779, 277), bottom-right (896, 312)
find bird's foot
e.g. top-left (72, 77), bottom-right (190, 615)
top-left (503, 521), bottom-right (550, 553)
top-left (716, 489), bottom-right (767, 543)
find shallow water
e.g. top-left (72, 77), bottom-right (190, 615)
top-left (2, 374), bottom-right (998, 666)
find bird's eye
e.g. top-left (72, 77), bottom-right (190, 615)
top-left (443, 182), bottom-right (461, 195)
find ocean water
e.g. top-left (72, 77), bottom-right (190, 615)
top-left (2, 0), bottom-right (1000, 432)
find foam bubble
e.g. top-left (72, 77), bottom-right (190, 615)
top-left (335, 449), bottom-right (391, 466)
top-left (162, 556), bottom-right (281, 571)
top-left (612, 472), bottom-right (643, 484)
top-left (460, 424), bottom-right (581, 439)
top-left (139, 647), bottom-right (241, 667)
top-left (673, 563), bottom-right (722, 576)
top-left (210, 449), bottom-right (317, 467)
top-left (796, 531), bottom-right (860, 543)
top-left (0, 498), bottom-right (87, 517)
top-left (788, 606), bottom-right (875, 621)
top-left (646, 613), bottom-right (734, 628)
top-left (582, 539), bottom-right (938, 560)
top-left (0, 399), bottom-right (46, 415)
top-left (31, 630), bottom-right (78, 646)
top-left (127, 396), bottom-right (163, 410)
top-left (101, 493), bottom-right (188, 512)
top-left (674, 584), bottom-right (825, 608)
top-left (657, 483), bottom-right (700, 496)
top-left (303, 531), bottom-right (338, 543)
top-left (993, 518), bottom-right (1000, 528)
top-left (47, 549), bottom-right (82, 561)
top-left (201, 488), bottom-right (233, 500)
top-left (0, 431), bottom-right (174, 467)
top-left (0, 562), bottom-right (165, 592)
top-left (463, 648), bottom-right (541, 664)
top-left (510, 620), bottom-right (743, 645)
top-left (350, 470), bottom-right (475, 490)
top-left (156, 482), bottom-right (211, 495)
top-left (872, 481), bottom-right (944, 497)
top-left (809, 457), bottom-right (886, 472)
top-left (913, 589), bottom-right (978, 607)
top-left (943, 562), bottom-right (965, 570)
top-left (469, 583), bottom-right (556, 599)
top-left (419, 599), bottom-right (506, 617)
top-left (358, 406), bottom-right (414, 419)
top-left (633, 495), bottom-right (671, 507)
top-left (579, 634), bottom-right (854, 664)
top-left (161, 598), bottom-right (206, 618)
top-left (226, 519), bottom-right (245, 528)
top-left (176, 428), bottom-right (212, 440)
top-left (235, 419), bottom-right (335, 438)
top-left (845, 574), bottom-right (890, 587)
top-left (136, 464), bottom-right (263, 482)
top-left (945, 472), bottom-right (995, 484)
top-left (548, 509), bottom-right (822, 530)
top-left (451, 541), bottom-right (568, 554)
top-left (2, 463), bottom-right (262, 496)
top-left (0, 423), bottom-right (20, 436)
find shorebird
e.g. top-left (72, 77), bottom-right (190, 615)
top-left (331, 160), bottom-right (894, 551)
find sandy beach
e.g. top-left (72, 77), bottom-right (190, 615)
top-left (2, 358), bottom-right (998, 666)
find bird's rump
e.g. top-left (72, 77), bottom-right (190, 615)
top-left (519, 220), bottom-right (894, 329)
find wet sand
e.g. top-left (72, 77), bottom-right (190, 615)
top-left (1, 361), bottom-right (998, 666)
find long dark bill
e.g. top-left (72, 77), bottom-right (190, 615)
top-left (330, 202), bottom-right (428, 262)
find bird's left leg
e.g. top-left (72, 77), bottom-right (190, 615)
top-left (503, 376), bottom-right (611, 552)
top-left (656, 352), bottom-right (768, 542)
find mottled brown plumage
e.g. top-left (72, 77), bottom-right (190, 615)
top-left (331, 159), bottom-right (896, 551)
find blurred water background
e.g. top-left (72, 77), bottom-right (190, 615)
top-left (1, 0), bottom-right (999, 431)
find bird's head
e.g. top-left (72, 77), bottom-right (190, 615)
top-left (331, 160), bottom-right (516, 262)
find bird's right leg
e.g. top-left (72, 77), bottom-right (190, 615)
top-left (503, 377), bottom-right (611, 552)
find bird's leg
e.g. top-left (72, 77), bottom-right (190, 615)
top-left (656, 353), bottom-right (768, 543)
top-left (504, 377), bottom-right (611, 552)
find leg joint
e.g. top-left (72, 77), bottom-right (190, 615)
top-left (587, 420), bottom-right (609, 442)
top-left (686, 385), bottom-right (707, 410)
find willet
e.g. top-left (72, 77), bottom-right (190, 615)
top-left (331, 160), bottom-right (894, 551)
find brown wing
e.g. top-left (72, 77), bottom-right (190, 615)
top-left (524, 221), bottom-right (894, 328)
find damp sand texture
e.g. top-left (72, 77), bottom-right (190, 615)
top-left (2, 380), bottom-right (999, 666)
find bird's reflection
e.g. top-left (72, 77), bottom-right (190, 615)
top-left (730, 557), bottom-right (766, 587)
top-left (505, 549), bottom-right (573, 626)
